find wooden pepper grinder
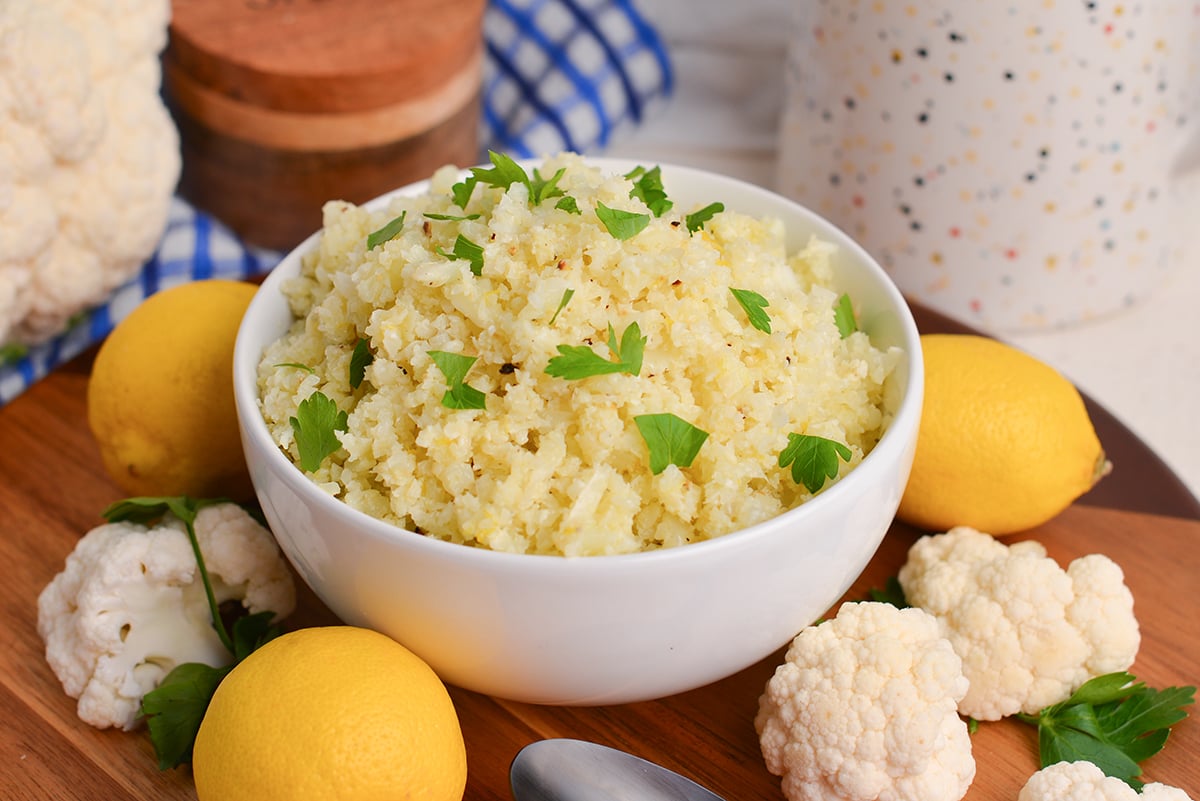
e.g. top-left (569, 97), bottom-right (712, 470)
top-left (165, 0), bottom-right (487, 251)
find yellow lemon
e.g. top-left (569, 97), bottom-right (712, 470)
top-left (193, 626), bottom-right (467, 801)
top-left (87, 279), bottom-right (257, 500)
top-left (897, 334), bottom-right (1108, 535)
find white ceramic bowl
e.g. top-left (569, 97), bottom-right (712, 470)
top-left (233, 158), bottom-right (924, 705)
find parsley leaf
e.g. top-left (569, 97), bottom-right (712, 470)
top-left (730, 288), bottom-right (771, 333)
top-left (450, 176), bottom-right (478, 208)
top-left (367, 211), bottom-right (406, 250)
top-left (604, 322), bottom-right (646, 375)
top-left (141, 662), bottom-right (229, 769)
top-left (595, 202), bottom-right (650, 240)
top-left (349, 337), bottom-right (373, 389)
top-left (866, 575), bottom-right (909, 607)
top-left (778, 433), bottom-right (853, 493)
top-left (437, 234), bottom-right (485, 276)
top-left (471, 150), bottom-right (529, 191)
top-left (555, 195), bottom-right (581, 214)
top-left (1, 342), bottom-right (28, 365)
top-left (424, 212), bottom-right (481, 221)
top-left (634, 413), bottom-right (709, 474)
top-left (626, 165), bottom-right (673, 216)
top-left (289, 391), bottom-right (348, 472)
top-left (685, 202), bottom-right (724, 233)
top-left (530, 166), bottom-right (567, 205)
top-left (466, 152), bottom-right (570, 209)
top-left (428, 350), bottom-right (487, 410)
top-left (1018, 672), bottom-right (1196, 789)
top-left (834, 292), bottom-right (858, 338)
top-left (545, 322), bottom-right (645, 380)
top-left (549, 288), bottom-right (575, 326)
top-left (274, 362), bottom-right (315, 373)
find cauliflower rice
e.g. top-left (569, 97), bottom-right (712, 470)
top-left (257, 153), bottom-right (901, 557)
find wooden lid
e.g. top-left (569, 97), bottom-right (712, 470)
top-left (168, 0), bottom-right (488, 114)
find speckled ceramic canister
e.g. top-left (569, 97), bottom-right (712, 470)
top-left (777, 0), bottom-right (1200, 332)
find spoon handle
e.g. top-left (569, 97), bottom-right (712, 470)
top-left (510, 738), bottom-right (727, 801)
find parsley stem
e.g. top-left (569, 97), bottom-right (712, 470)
top-left (181, 516), bottom-right (234, 655)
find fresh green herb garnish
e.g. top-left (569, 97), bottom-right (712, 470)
top-left (0, 342), bottom-right (28, 365)
top-left (140, 661), bottom-right (228, 769)
top-left (464, 151), bottom-right (570, 208)
top-left (545, 322), bottom-right (645, 380)
top-left (685, 202), bottom-right (724, 233)
top-left (428, 350), bottom-right (487, 410)
top-left (634, 413), bottom-right (709, 474)
top-left (274, 362), bottom-right (315, 373)
top-left (866, 575), bottom-right (909, 608)
top-left (626, 165), bottom-right (673, 217)
top-left (349, 337), bottom-right (373, 389)
top-left (1018, 672), bottom-right (1196, 790)
top-left (595, 202), bottom-right (650, 240)
top-left (289, 391), bottom-right (348, 472)
top-left (834, 293), bottom-right (858, 338)
top-left (470, 150), bottom-right (529, 191)
top-left (778, 433), bottom-right (853, 493)
top-left (555, 195), bottom-right (581, 214)
top-left (424, 212), bottom-right (481, 221)
top-left (103, 497), bottom-right (284, 769)
top-left (529, 166), bottom-right (568, 205)
top-left (366, 211), bottom-right (407, 250)
top-left (548, 288), bottom-right (575, 326)
top-left (730, 288), bottom-right (771, 333)
top-left (451, 176), bottom-right (478, 208)
top-left (437, 234), bottom-right (485, 276)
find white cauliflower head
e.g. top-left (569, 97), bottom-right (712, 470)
top-left (1019, 760), bottom-right (1193, 801)
top-left (755, 601), bottom-right (975, 801)
top-left (897, 526), bottom-right (1140, 721)
top-left (0, 0), bottom-right (179, 346)
top-left (36, 503), bottom-right (296, 731)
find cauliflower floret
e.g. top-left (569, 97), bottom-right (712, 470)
top-left (755, 601), bottom-right (975, 801)
top-left (898, 526), bottom-right (1139, 721)
top-left (1019, 760), bottom-right (1193, 801)
top-left (0, 0), bottom-right (180, 346)
top-left (36, 503), bottom-right (295, 731)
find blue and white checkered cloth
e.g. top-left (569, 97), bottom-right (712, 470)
top-left (0, 0), bottom-right (670, 407)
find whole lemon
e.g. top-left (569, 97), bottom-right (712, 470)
top-left (193, 626), bottom-right (467, 801)
top-left (87, 279), bottom-right (257, 500)
top-left (897, 334), bottom-right (1108, 535)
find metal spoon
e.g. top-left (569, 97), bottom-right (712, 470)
top-left (510, 738), bottom-right (728, 801)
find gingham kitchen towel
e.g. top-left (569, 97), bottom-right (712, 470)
top-left (0, 0), bottom-right (671, 406)
top-left (483, 0), bottom-right (671, 156)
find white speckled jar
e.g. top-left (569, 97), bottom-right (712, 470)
top-left (776, 0), bottom-right (1200, 332)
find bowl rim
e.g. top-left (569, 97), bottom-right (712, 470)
top-left (233, 156), bottom-right (925, 571)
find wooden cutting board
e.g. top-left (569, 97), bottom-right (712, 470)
top-left (1, 345), bottom-right (1197, 799)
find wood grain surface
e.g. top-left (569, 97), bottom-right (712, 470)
top-left (167, 0), bottom-right (488, 113)
top-left (164, 0), bottom-right (488, 250)
top-left (1, 328), bottom-right (1197, 800)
